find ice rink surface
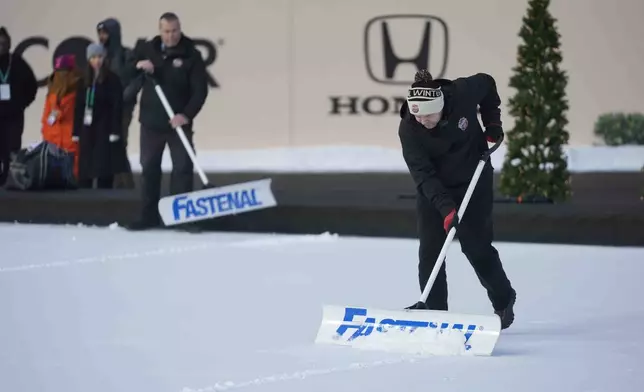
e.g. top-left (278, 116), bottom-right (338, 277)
top-left (1, 223), bottom-right (643, 392)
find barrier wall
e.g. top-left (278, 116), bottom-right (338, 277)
top-left (5, 0), bottom-right (644, 156)
top-left (1, 171), bottom-right (643, 246)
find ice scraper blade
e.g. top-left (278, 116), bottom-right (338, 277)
top-left (315, 305), bottom-right (501, 356)
top-left (158, 178), bottom-right (278, 226)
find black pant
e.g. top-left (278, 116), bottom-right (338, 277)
top-left (139, 125), bottom-right (194, 221)
top-left (416, 166), bottom-right (514, 312)
top-left (0, 114), bottom-right (24, 186)
top-left (122, 105), bottom-right (134, 149)
top-left (79, 176), bottom-right (114, 189)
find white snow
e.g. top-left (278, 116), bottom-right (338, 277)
top-left (1, 223), bottom-right (643, 392)
top-left (127, 145), bottom-right (644, 173)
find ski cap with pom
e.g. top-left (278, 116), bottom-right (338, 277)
top-left (406, 69), bottom-right (444, 115)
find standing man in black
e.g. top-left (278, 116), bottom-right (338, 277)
top-left (0, 27), bottom-right (38, 187)
top-left (125, 12), bottom-right (209, 230)
top-left (398, 69), bottom-right (516, 329)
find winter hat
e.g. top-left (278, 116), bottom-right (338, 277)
top-left (0, 27), bottom-right (11, 49)
top-left (54, 54), bottom-right (76, 70)
top-left (97, 18), bottom-right (119, 33)
top-left (407, 69), bottom-right (444, 115)
top-left (86, 43), bottom-right (106, 59)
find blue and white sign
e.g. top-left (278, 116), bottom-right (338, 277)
top-left (158, 178), bottom-right (277, 225)
top-left (333, 307), bottom-right (479, 351)
top-left (315, 305), bottom-right (502, 356)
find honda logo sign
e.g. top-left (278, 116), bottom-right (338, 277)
top-left (363, 14), bottom-right (449, 85)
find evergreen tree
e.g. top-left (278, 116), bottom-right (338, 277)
top-left (640, 165), bottom-right (644, 201)
top-left (499, 0), bottom-right (572, 201)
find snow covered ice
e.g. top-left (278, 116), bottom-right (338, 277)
top-left (1, 223), bottom-right (643, 392)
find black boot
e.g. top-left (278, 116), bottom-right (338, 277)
top-left (404, 301), bottom-right (448, 311)
top-left (405, 301), bottom-right (428, 310)
top-left (169, 222), bottom-right (203, 233)
top-left (125, 213), bottom-right (162, 231)
top-left (495, 290), bottom-right (516, 330)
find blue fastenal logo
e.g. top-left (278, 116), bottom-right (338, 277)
top-left (171, 188), bottom-right (263, 221)
top-left (334, 307), bottom-right (479, 351)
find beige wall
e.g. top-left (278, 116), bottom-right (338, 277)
top-left (4, 0), bottom-right (644, 155)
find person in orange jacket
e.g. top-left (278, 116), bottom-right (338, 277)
top-left (41, 54), bottom-right (83, 178)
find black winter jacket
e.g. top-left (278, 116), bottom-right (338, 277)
top-left (73, 70), bottom-right (129, 180)
top-left (125, 35), bottom-right (209, 131)
top-left (398, 73), bottom-right (503, 218)
top-left (0, 53), bottom-right (37, 118)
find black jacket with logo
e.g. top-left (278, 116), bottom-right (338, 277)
top-left (127, 35), bottom-right (209, 131)
top-left (398, 73), bottom-right (502, 218)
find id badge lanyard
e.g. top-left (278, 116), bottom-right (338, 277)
top-left (84, 83), bottom-right (96, 125)
top-left (0, 56), bottom-right (11, 84)
top-left (0, 56), bottom-right (11, 101)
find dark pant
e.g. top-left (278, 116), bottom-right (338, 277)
top-left (112, 105), bottom-right (135, 189)
top-left (0, 114), bottom-right (25, 186)
top-left (139, 125), bottom-right (194, 221)
top-left (122, 103), bottom-right (136, 149)
top-left (79, 176), bottom-right (114, 189)
top-left (416, 167), bottom-right (514, 311)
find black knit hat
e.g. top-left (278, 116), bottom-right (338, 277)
top-left (411, 69), bottom-right (440, 88)
top-left (407, 69), bottom-right (444, 115)
top-left (0, 27), bottom-right (10, 48)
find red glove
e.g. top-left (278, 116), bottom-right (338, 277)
top-left (443, 209), bottom-right (459, 233)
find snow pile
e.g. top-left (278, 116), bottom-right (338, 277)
top-left (128, 145), bottom-right (644, 173)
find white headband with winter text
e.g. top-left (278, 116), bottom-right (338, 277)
top-left (407, 87), bottom-right (444, 115)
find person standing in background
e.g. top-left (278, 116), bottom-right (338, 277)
top-left (41, 55), bottom-right (83, 179)
top-left (96, 18), bottom-right (136, 188)
top-left (124, 12), bottom-right (209, 231)
top-left (0, 27), bottom-right (38, 186)
top-left (72, 43), bottom-right (129, 189)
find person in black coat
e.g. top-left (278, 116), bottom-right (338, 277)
top-left (72, 43), bottom-right (129, 188)
top-left (96, 17), bottom-right (136, 188)
top-left (123, 12), bottom-right (209, 230)
top-left (399, 69), bottom-right (516, 330)
top-left (0, 26), bottom-right (38, 186)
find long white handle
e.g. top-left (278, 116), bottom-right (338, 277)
top-left (153, 85), bottom-right (210, 186)
top-left (418, 159), bottom-right (487, 304)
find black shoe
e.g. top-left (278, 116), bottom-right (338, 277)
top-left (405, 301), bottom-right (428, 310)
top-left (495, 290), bottom-right (516, 330)
top-left (404, 301), bottom-right (448, 311)
top-left (125, 217), bottom-right (161, 231)
top-left (175, 223), bottom-right (203, 233)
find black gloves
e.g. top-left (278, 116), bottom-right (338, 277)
top-left (485, 124), bottom-right (504, 143)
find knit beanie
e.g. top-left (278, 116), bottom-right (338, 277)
top-left (406, 69), bottom-right (444, 115)
top-left (86, 43), bottom-right (106, 59)
top-left (54, 54), bottom-right (76, 70)
top-left (0, 27), bottom-right (10, 49)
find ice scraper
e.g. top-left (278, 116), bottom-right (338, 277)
top-left (315, 137), bottom-right (505, 356)
top-left (145, 75), bottom-right (278, 226)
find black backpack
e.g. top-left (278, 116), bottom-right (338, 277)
top-left (4, 141), bottom-right (78, 191)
